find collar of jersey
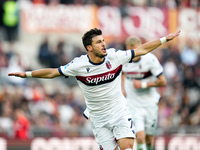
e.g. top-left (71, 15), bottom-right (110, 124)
top-left (87, 55), bottom-right (105, 65)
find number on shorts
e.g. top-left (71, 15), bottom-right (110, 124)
top-left (151, 119), bottom-right (156, 127)
top-left (128, 118), bottom-right (133, 128)
top-left (128, 118), bottom-right (135, 134)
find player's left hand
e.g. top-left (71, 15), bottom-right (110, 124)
top-left (166, 30), bottom-right (181, 42)
top-left (133, 79), bottom-right (142, 89)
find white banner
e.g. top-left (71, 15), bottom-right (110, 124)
top-left (21, 3), bottom-right (94, 33)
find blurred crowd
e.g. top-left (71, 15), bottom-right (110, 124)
top-left (0, 0), bottom-right (200, 140)
top-left (30, 0), bottom-right (200, 9)
top-left (154, 41), bottom-right (200, 135)
top-left (0, 36), bottom-right (90, 139)
top-left (1, 0), bottom-right (200, 8)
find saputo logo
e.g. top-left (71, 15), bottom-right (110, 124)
top-left (76, 65), bottom-right (122, 86)
top-left (86, 73), bottom-right (115, 84)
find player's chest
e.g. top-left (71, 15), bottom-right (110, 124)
top-left (76, 59), bottom-right (122, 85)
top-left (79, 59), bottom-right (121, 75)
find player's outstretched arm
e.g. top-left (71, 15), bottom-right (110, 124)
top-left (8, 68), bottom-right (62, 78)
top-left (134, 30), bottom-right (181, 57)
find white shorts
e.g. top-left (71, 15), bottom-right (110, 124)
top-left (92, 110), bottom-right (136, 150)
top-left (128, 104), bottom-right (158, 135)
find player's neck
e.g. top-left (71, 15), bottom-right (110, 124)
top-left (87, 54), bottom-right (105, 64)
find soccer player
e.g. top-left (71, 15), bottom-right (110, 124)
top-left (122, 36), bottom-right (166, 150)
top-left (8, 28), bottom-right (180, 150)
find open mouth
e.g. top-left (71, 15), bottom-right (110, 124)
top-left (102, 48), bottom-right (106, 53)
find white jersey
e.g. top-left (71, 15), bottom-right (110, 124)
top-left (59, 48), bottom-right (135, 127)
top-left (122, 53), bottom-right (163, 107)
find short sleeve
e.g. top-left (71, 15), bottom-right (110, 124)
top-left (115, 49), bottom-right (135, 65)
top-left (149, 54), bottom-right (163, 77)
top-left (58, 60), bottom-right (77, 77)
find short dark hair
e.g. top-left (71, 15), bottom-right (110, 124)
top-left (82, 28), bottom-right (102, 51)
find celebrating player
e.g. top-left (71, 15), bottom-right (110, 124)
top-left (122, 36), bottom-right (166, 150)
top-left (8, 28), bottom-right (180, 150)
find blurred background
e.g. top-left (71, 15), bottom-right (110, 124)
top-left (0, 0), bottom-right (200, 150)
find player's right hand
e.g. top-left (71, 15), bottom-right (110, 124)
top-left (8, 72), bottom-right (26, 78)
top-left (133, 79), bottom-right (142, 89)
top-left (121, 89), bottom-right (126, 97)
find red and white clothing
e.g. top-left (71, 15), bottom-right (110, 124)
top-left (122, 52), bottom-right (163, 107)
top-left (13, 116), bottom-right (30, 139)
top-left (122, 52), bottom-right (163, 134)
top-left (59, 48), bottom-right (136, 149)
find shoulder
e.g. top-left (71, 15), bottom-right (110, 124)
top-left (71, 54), bottom-right (88, 63)
top-left (64, 54), bottom-right (88, 70)
top-left (107, 48), bottom-right (117, 54)
top-left (107, 48), bottom-right (129, 57)
top-left (142, 52), bottom-right (158, 60)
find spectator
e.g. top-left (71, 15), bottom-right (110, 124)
top-left (31, 0), bottom-right (46, 5)
top-left (51, 38), bottom-right (68, 67)
top-left (180, 40), bottom-right (198, 67)
top-left (190, 103), bottom-right (200, 125)
top-left (2, 0), bottom-right (19, 42)
top-left (13, 109), bottom-right (30, 139)
top-left (0, 93), bottom-right (14, 137)
top-left (38, 36), bottom-right (54, 67)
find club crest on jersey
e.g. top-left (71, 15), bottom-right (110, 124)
top-left (106, 61), bottom-right (112, 69)
top-left (99, 145), bottom-right (103, 150)
top-left (86, 67), bottom-right (90, 72)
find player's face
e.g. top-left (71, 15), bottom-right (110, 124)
top-left (90, 35), bottom-right (107, 58)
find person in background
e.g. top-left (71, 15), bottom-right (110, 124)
top-left (13, 109), bottom-right (30, 140)
top-left (2, 0), bottom-right (19, 42)
top-left (122, 36), bottom-right (166, 150)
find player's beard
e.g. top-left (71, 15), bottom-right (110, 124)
top-left (98, 53), bottom-right (107, 58)
top-left (94, 50), bottom-right (107, 58)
